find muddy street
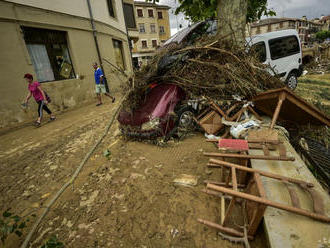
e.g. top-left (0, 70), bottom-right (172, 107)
top-left (0, 101), bottom-right (266, 247)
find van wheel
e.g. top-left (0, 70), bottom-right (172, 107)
top-left (286, 72), bottom-right (298, 90)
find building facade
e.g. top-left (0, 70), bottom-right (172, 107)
top-left (248, 17), bottom-right (323, 45)
top-left (131, 1), bottom-right (170, 66)
top-left (0, 0), bottom-right (133, 128)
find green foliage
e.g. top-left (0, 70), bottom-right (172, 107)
top-left (0, 209), bottom-right (28, 245)
top-left (315, 30), bottom-right (330, 41)
top-left (175, 0), bottom-right (276, 23)
top-left (40, 236), bottom-right (64, 248)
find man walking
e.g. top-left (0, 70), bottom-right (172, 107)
top-left (93, 62), bottom-right (115, 106)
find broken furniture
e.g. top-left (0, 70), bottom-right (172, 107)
top-left (252, 87), bottom-right (330, 129)
top-left (199, 159), bottom-right (330, 239)
top-left (194, 106), bottom-right (223, 135)
top-left (204, 138), bottom-right (295, 161)
top-left (195, 101), bottom-right (262, 135)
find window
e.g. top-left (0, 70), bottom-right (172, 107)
top-left (250, 42), bottom-right (266, 63)
top-left (139, 23), bottom-right (145, 33)
top-left (142, 40), bottom-right (147, 48)
top-left (159, 26), bottom-right (165, 34)
top-left (113, 39), bottom-right (125, 70)
top-left (152, 40), bottom-right (157, 48)
top-left (279, 22), bottom-right (283, 28)
top-left (148, 9), bottom-right (154, 17)
top-left (107, 0), bottom-right (115, 17)
top-left (256, 26), bottom-right (261, 34)
top-left (158, 11), bottom-right (163, 19)
top-left (269, 35), bottom-right (300, 60)
top-left (22, 26), bottom-right (75, 82)
top-left (150, 24), bottom-right (156, 33)
top-left (123, 3), bottom-right (136, 28)
top-left (137, 9), bottom-right (143, 17)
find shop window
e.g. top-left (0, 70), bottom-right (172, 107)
top-left (137, 9), bottom-right (143, 17)
top-left (152, 40), bottom-right (157, 48)
top-left (22, 26), bottom-right (75, 82)
top-left (107, 0), bottom-right (115, 17)
top-left (142, 40), bottom-right (147, 48)
top-left (158, 11), bottom-right (163, 19)
top-left (113, 39), bottom-right (125, 70)
top-left (139, 23), bottom-right (145, 33)
top-left (148, 9), bottom-right (154, 17)
top-left (150, 24), bottom-right (156, 33)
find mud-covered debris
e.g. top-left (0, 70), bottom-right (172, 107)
top-left (173, 174), bottom-right (198, 186)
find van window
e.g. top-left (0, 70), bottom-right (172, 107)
top-left (269, 35), bottom-right (300, 60)
top-left (250, 41), bottom-right (266, 63)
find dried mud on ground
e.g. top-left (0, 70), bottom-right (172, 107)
top-left (0, 101), bottom-right (266, 248)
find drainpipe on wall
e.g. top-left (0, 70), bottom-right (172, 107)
top-left (86, 0), bottom-right (110, 92)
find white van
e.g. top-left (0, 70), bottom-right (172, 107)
top-left (246, 29), bottom-right (303, 89)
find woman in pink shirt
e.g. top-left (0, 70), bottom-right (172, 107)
top-left (23, 73), bottom-right (55, 127)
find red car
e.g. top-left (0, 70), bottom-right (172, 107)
top-left (118, 83), bottom-right (196, 139)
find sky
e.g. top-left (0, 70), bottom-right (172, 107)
top-left (158, 0), bottom-right (330, 36)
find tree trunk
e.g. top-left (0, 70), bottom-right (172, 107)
top-left (216, 0), bottom-right (248, 46)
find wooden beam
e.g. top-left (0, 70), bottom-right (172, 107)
top-left (270, 92), bottom-right (286, 129)
top-left (204, 152), bottom-right (295, 161)
top-left (207, 159), bottom-right (314, 187)
top-left (203, 180), bottom-right (246, 188)
top-left (197, 218), bottom-right (254, 239)
top-left (254, 173), bottom-right (266, 198)
top-left (221, 196), bottom-right (225, 225)
top-left (207, 183), bottom-right (330, 223)
top-left (232, 167), bottom-right (238, 191)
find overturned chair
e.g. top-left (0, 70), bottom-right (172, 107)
top-left (198, 159), bottom-right (330, 240)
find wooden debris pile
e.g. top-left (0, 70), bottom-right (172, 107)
top-left (123, 39), bottom-right (284, 110)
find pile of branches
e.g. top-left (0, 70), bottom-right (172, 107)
top-left (123, 39), bottom-right (284, 109)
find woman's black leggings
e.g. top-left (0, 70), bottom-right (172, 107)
top-left (37, 100), bottom-right (52, 118)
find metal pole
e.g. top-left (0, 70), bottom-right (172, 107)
top-left (86, 0), bottom-right (110, 92)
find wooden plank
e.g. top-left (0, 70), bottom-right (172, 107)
top-left (203, 180), bottom-right (246, 188)
top-left (254, 173), bottom-right (266, 198)
top-left (207, 183), bottom-right (330, 223)
top-left (208, 159), bottom-right (314, 187)
top-left (232, 167), bottom-right (238, 191)
top-left (204, 152), bottom-right (295, 161)
top-left (283, 180), bottom-right (301, 208)
top-left (299, 184), bottom-right (325, 215)
top-left (285, 93), bottom-right (330, 126)
top-left (223, 197), bottom-right (236, 226)
top-left (270, 92), bottom-right (286, 129)
top-left (247, 203), bottom-right (267, 236)
top-left (221, 196), bottom-right (225, 225)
